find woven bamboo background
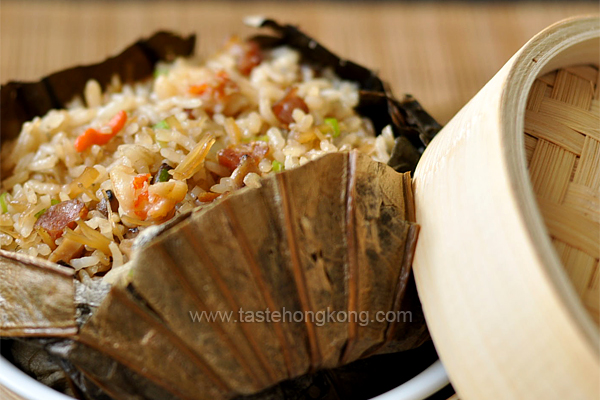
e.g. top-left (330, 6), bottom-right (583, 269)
top-left (525, 65), bottom-right (600, 326)
top-left (0, 1), bottom-right (598, 125)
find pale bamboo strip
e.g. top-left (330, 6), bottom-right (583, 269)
top-left (537, 197), bottom-right (600, 259)
top-left (585, 266), bottom-right (599, 325)
top-left (524, 134), bottom-right (538, 165)
top-left (529, 140), bottom-right (577, 203)
top-left (563, 182), bottom-right (600, 223)
top-left (526, 66), bottom-right (600, 328)
top-left (526, 80), bottom-right (547, 112)
top-left (591, 99), bottom-right (600, 117)
top-left (551, 70), bottom-right (595, 109)
top-left (539, 98), bottom-right (600, 140)
top-left (570, 157), bottom-right (579, 182)
top-left (524, 111), bottom-right (586, 155)
top-left (537, 70), bottom-right (557, 86)
top-left (596, 66), bottom-right (600, 99)
top-left (584, 286), bottom-right (599, 325)
top-left (565, 65), bottom-right (599, 84)
top-left (552, 239), bottom-right (597, 297)
top-left (573, 137), bottom-right (600, 190)
top-left (590, 266), bottom-right (599, 291)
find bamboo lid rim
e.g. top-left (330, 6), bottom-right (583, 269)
top-left (499, 15), bottom-right (600, 356)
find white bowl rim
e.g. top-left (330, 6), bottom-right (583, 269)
top-left (0, 353), bottom-right (449, 400)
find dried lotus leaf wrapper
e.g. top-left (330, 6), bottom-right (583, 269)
top-left (128, 202), bottom-right (297, 392)
top-left (0, 250), bottom-right (76, 337)
top-left (270, 152), bottom-right (351, 370)
top-left (119, 152), bottom-right (419, 396)
top-left (76, 280), bottom-right (231, 400)
top-left (174, 209), bottom-right (288, 384)
top-left (375, 266), bottom-right (430, 356)
top-left (218, 183), bottom-right (312, 379)
top-left (341, 153), bottom-right (418, 363)
top-left (44, 339), bottom-right (182, 400)
top-left (128, 239), bottom-right (269, 393)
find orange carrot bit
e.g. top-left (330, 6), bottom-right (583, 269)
top-left (108, 110), bottom-right (127, 134)
top-left (216, 70), bottom-right (229, 80)
top-left (74, 110), bottom-right (127, 152)
top-left (189, 83), bottom-right (209, 95)
top-left (189, 71), bottom-right (235, 99)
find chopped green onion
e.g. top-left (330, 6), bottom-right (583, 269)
top-left (35, 209), bottom-right (47, 219)
top-left (51, 199), bottom-right (60, 206)
top-left (0, 193), bottom-right (7, 213)
top-left (272, 160), bottom-right (284, 172)
top-left (256, 135), bottom-right (269, 142)
top-left (325, 118), bottom-right (340, 138)
top-left (153, 120), bottom-right (170, 130)
top-left (158, 167), bottom-right (171, 182)
top-left (153, 68), bottom-right (169, 78)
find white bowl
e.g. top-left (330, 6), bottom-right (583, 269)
top-left (0, 354), bottom-right (448, 400)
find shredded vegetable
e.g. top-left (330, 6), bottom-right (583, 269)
top-left (51, 199), bottom-right (60, 206)
top-left (0, 193), bottom-right (8, 213)
top-left (272, 160), bottom-right (284, 172)
top-left (34, 209), bottom-right (47, 219)
top-left (64, 220), bottom-right (111, 255)
top-left (172, 133), bottom-right (216, 180)
top-left (325, 118), bottom-right (340, 138)
top-left (68, 167), bottom-right (100, 198)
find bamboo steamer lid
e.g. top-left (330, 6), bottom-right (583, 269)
top-left (412, 16), bottom-right (599, 400)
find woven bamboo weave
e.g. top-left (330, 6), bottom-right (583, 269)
top-left (525, 65), bottom-right (600, 326)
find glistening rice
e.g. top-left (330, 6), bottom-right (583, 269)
top-left (0, 37), bottom-right (396, 280)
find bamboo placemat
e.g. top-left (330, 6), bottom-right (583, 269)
top-left (0, 384), bottom-right (24, 400)
top-left (0, 1), bottom-right (597, 124)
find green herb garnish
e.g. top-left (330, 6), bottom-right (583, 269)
top-left (0, 193), bottom-right (7, 213)
top-left (153, 68), bottom-right (169, 78)
top-left (325, 118), bottom-right (340, 138)
top-left (153, 163), bottom-right (173, 184)
top-left (51, 199), bottom-right (60, 206)
top-left (158, 167), bottom-right (171, 182)
top-left (35, 209), bottom-right (47, 219)
top-left (272, 160), bottom-right (284, 172)
top-left (153, 120), bottom-right (170, 130)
